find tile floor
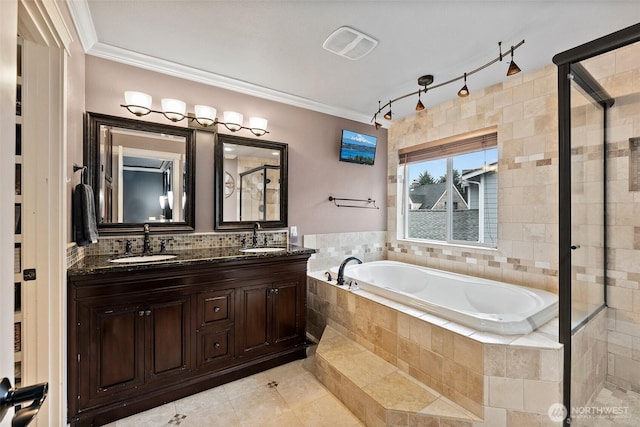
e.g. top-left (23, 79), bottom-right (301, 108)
top-left (104, 348), bottom-right (363, 427)
top-left (104, 349), bottom-right (640, 427)
top-left (584, 383), bottom-right (640, 427)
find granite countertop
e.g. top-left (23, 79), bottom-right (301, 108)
top-left (68, 245), bottom-right (316, 275)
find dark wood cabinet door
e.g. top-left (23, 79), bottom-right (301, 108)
top-left (145, 296), bottom-right (191, 383)
top-left (272, 280), bottom-right (302, 346)
top-left (78, 300), bottom-right (145, 410)
top-left (238, 283), bottom-right (272, 356)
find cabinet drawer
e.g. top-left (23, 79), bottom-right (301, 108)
top-left (197, 327), bottom-right (234, 367)
top-left (198, 290), bottom-right (233, 325)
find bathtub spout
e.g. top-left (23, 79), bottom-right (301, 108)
top-left (337, 256), bottom-right (362, 286)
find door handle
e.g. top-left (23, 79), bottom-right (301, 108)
top-left (571, 244), bottom-right (581, 250)
top-left (0, 377), bottom-right (48, 427)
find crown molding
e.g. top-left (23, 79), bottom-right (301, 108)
top-left (65, 1), bottom-right (373, 125)
top-left (65, 0), bottom-right (96, 51)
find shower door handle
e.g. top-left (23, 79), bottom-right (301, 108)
top-left (571, 244), bottom-right (581, 250)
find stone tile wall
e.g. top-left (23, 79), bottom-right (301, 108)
top-left (586, 41), bottom-right (640, 393)
top-left (304, 231), bottom-right (387, 272)
top-left (386, 64), bottom-right (560, 294)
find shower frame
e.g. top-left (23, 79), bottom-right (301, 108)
top-left (553, 22), bottom-right (640, 427)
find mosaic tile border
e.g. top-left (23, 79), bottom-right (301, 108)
top-left (66, 231), bottom-right (288, 267)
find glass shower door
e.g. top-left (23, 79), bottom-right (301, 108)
top-left (569, 70), bottom-right (606, 328)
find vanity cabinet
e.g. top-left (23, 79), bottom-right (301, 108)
top-left (238, 278), bottom-right (304, 358)
top-left (68, 254), bottom-right (310, 426)
top-left (76, 292), bottom-right (191, 412)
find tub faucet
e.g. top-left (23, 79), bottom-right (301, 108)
top-left (252, 222), bottom-right (261, 246)
top-left (143, 223), bottom-right (152, 254)
top-left (337, 256), bottom-right (362, 286)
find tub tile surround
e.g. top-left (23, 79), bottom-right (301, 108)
top-left (307, 272), bottom-right (563, 426)
top-left (315, 324), bottom-right (480, 427)
top-left (304, 231), bottom-right (387, 272)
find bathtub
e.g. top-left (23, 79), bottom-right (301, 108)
top-left (332, 260), bottom-right (558, 335)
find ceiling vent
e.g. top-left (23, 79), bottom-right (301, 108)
top-left (322, 26), bottom-right (378, 60)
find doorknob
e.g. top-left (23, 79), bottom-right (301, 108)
top-left (571, 244), bottom-right (581, 250)
top-left (0, 377), bottom-right (48, 427)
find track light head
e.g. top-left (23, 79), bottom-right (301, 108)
top-left (457, 73), bottom-right (469, 97)
top-left (506, 47), bottom-right (521, 76)
top-left (375, 121), bottom-right (382, 130)
top-left (415, 98), bottom-right (425, 111)
top-left (383, 102), bottom-right (392, 120)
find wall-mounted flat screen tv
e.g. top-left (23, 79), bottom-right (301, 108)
top-left (339, 130), bottom-right (377, 166)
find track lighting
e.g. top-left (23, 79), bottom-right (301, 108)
top-left (507, 46), bottom-right (522, 76)
top-left (370, 40), bottom-right (525, 128)
top-left (415, 91), bottom-right (425, 111)
top-left (457, 73), bottom-right (470, 98)
top-left (121, 92), bottom-right (270, 136)
top-left (383, 101), bottom-right (392, 120)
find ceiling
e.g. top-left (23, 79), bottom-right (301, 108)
top-left (67, 1), bottom-right (640, 125)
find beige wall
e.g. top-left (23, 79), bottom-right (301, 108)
top-left (79, 56), bottom-right (388, 240)
top-left (387, 65), bottom-right (559, 294)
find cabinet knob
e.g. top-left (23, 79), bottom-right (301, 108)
top-left (138, 311), bottom-right (145, 317)
top-left (213, 306), bottom-right (221, 313)
top-left (273, 288), bottom-right (279, 295)
top-left (144, 310), bottom-right (151, 316)
top-left (214, 342), bottom-right (220, 349)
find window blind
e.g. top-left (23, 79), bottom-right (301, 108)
top-left (398, 126), bottom-right (498, 164)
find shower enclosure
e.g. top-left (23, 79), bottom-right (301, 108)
top-left (555, 23), bottom-right (640, 426)
top-left (239, 165), bottom-right (280, 222)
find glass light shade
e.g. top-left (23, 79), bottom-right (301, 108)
top-left (161, 98), bottom-right (186, 122)
top-left (457, 84), bottom-right (469, 97)
top-left (194, 105), bottom-right (217, 126)
top-left (124, 91), bottom-right (152, 116)
top-left (223, 111), bottom-right (243, 131)
top-left (249, 117), bottom-right (268, 136)
top-left (167, 190), bottom-right (174, 210)
top-left (415, 99), bottom-right (425, 111)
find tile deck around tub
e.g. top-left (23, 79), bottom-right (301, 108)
top-left (315, 325), bottom-right (480, 426)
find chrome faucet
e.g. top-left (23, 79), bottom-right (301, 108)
top-left (143, 223), bottom-right (152, 254)
top-left (252, 222), bottom-right (261, 246)
top-left (336, 256), bottom-right (362, 286)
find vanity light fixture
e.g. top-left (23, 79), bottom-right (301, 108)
top-left (121, 92), bottom-right (269, 136)
top-left (371, 40), bottom-right (524, 128)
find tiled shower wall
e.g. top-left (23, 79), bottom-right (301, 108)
top-left (387, 64), bottom-right (560, 294)
top-left (589, 41), bottom-right (640, 393)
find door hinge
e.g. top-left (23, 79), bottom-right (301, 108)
top-left (23, 268), bottom-right (36, 281)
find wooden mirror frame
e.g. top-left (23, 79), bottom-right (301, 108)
top-left (84, 112), bottom-right (196, 234)
top-left (214, 133), bottom-right (288, 230)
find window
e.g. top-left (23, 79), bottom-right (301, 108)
top-left (400, 129), bottom-right (498, 246)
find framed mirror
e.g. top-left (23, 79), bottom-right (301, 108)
top-left (84, 112), bottom-right (196, 234)
top-left (215, 133), bottom-right (288, 230)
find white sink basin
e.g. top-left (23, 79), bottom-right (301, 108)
top-left (239, 247), bottom-right (286, 253)
top-left (109, 254), bottom-right (177, 263)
